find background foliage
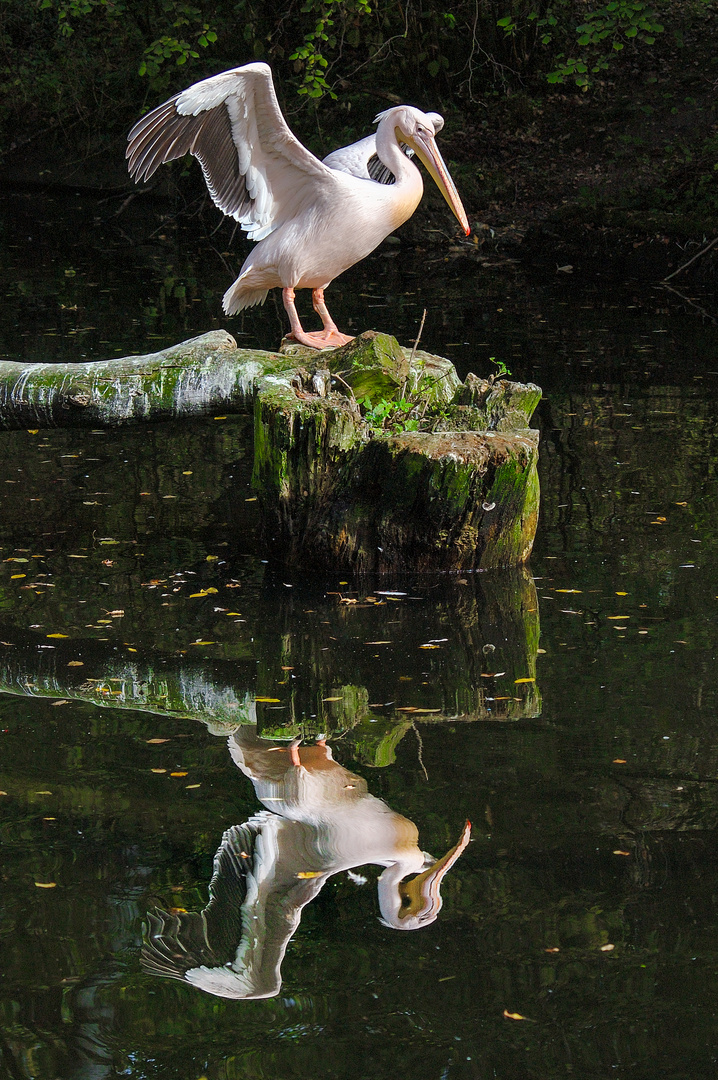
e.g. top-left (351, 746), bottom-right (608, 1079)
top-left (0, 0), bottom-right (695, 142)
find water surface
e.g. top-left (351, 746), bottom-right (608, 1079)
top-left (1, 188), bottom-right (718, 1079)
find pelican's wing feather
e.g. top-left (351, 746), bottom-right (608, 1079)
top-left (127, 63), bottom-right (335, 240)
top-left (141, 817), bottom-right (267, 983)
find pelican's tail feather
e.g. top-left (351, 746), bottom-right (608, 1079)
top-left (223, 272), bottom-right (269, 314)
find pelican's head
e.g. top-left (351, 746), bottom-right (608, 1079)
top-left (377, 820), bottom-right (471, 930)
top-left (375, 106), bottom-right (470, 236)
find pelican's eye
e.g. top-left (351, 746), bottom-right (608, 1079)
top-left (400, 893), bottom-right (412, 907)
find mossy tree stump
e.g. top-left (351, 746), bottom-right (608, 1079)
top-left (255, 331), bottom-right (541, 571)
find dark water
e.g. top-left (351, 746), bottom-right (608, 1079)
top-left (2, 187), bottom-right (718, 1079)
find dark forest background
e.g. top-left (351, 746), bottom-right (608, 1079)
top-left (1, 1), bottom-right (717, 247)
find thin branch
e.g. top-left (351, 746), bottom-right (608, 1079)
top-left (662, 236), bottom-right (718, 282)
top-left (409, 308), bottom-right (427, 366)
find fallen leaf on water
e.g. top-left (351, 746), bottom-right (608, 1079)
top-left (419, 643), bottom-right (440, 649)
top-left (67, 661), bottom-right (83, 667)
top-left (206, 555), bottom-right (219, 561)
top-left (514, 677), bottom-right (535, 684)
top-left (10, 574), bottom-right (26, 580)
top-left (255, 697), bottom-right (281, 703)
top-left (607, 615), bottom-right (630, 620)
top-left (296, 871), bottom-right (322, 879)
top-left (51, 700), bottom-right (70, 706)
top-left (616, 591), bottom-right (628, 596)
top-left (544, 947), bottom-right (560, 953)
top-left (613, 850), bottom-right (630, 856)
top-left (189, 589), bottom-right (218, 598)
top-left (151, 769), bottom-right (167, 774)
top-left (613, 759), bottom-right (627, 764)
top-left (170, 771), bottom-right (188, 778)
top-left (47, 633), bottom-right (69, 639)
top-left (503, 1010), bottom-right (528, 1020)
top-left (186, 784), bottom-right (201, 789)
top-left (555, 588), bottom-right (582, 593)
top-left (600, 943), bottom-right (615, 951)
top-left (146, 738), bottom-right (170, 744)
top-left (323, 696), bottom-right (343, 702)
top-left (189, 640), bottom-right (216, 646)
top-left (364, 640), bottom-right (392, 645)
top-left (34, 882), bottom-right (57, 889)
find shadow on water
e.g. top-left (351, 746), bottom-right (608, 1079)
top-left (2, 189), bottom-right (718, 1078)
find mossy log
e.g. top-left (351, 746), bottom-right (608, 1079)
top-left (0, 329), bottom-right (541, 570)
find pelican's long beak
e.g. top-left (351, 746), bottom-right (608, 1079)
top-left (402, 130), bottom-right (470, 236)
top-left (397, 820), bottom-right (472, 923)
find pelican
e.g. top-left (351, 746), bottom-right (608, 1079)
top-left (126, 63), bottom-right (470, 349)
top-left (141, 726), bottom-right (471, 998)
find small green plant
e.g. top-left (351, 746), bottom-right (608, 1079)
top-left (489, 357), bottom-right (512, 379)
top-left (358, 396), bottom-right (421, 433)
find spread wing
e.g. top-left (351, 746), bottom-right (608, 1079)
top-left (126, 62), bottom-right (336, 241)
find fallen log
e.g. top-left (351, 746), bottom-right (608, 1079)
top-left (0, 330), bottom-right (541, 570)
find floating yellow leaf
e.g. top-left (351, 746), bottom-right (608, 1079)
top-left (47, 633), bottom-right (69, 639)
top-left (67, 661), bottom-right (83, 667)
top-left (612, 758), bottom-right (627, 764)
top-left (255, 697), bottom-right (281, 703)
top-left (27, 429), bottom-right (39, 434)
top-left (419, 644), bottom-right (440, 649)
top-left (189, 588), bottom-right (218, 597)
top-left (544, 947), bottom-right (560, 953)
top-left (151, 769), bottom-right (167, 774)
top-left (616, 591), bottom-right (628, 596)
top-left (323, 696), bottom-right (343, 702)
top-left (503, 1010), bottom-right (528, 1020)
top-left (364, 640), bottom-right (392, 645)
top-left (34, 882), bottom-right (57, 889)
top-left (10, 574), bottom-right (26, 579)
top-left (51, 700), bottom-right (70, 706)
top-left (613, 850), bottom-right (630, 856)
top-left (226, 612), bottom-right (242, 616)
top-left (189, 640), bottom-right (216, 645)
top-left (170, 771), bottom-right (188, 778)
top-left (514, 677), bottom-right (535, 684)
top-left (34, 790), bottom-right (52, 795)
top-left (607, 615), bottom-right (629, 620)
top-left (296, 871), bottom-right (322, 879)
top-left (555, 588), bottom-right (582, 593)
top-left (186, 783), bottom-right (201, 789)
top-left (146, 738), bottom-right (170, 744)
top-left (206, 555), bottom-right (219, 561)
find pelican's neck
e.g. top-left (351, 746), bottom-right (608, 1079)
top-left (375, 117), bottom-right (423, 193)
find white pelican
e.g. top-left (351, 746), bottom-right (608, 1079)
top-left (126, 63), bottom-right (470, 349)
top-left (141, 726), bottom-right (471, 998)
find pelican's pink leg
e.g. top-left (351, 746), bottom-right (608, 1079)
top-left (281, 286), bottom-right (353, 350)
top-left (312, 289), bottom-right (353, 347)
top-left (288, 736), bottom-right (302, 767)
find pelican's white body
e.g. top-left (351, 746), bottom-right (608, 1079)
top-left (127, 62), bottom-right (468, 341)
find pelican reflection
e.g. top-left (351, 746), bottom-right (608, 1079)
top-left (142, 726), bottom-right (470, 999)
